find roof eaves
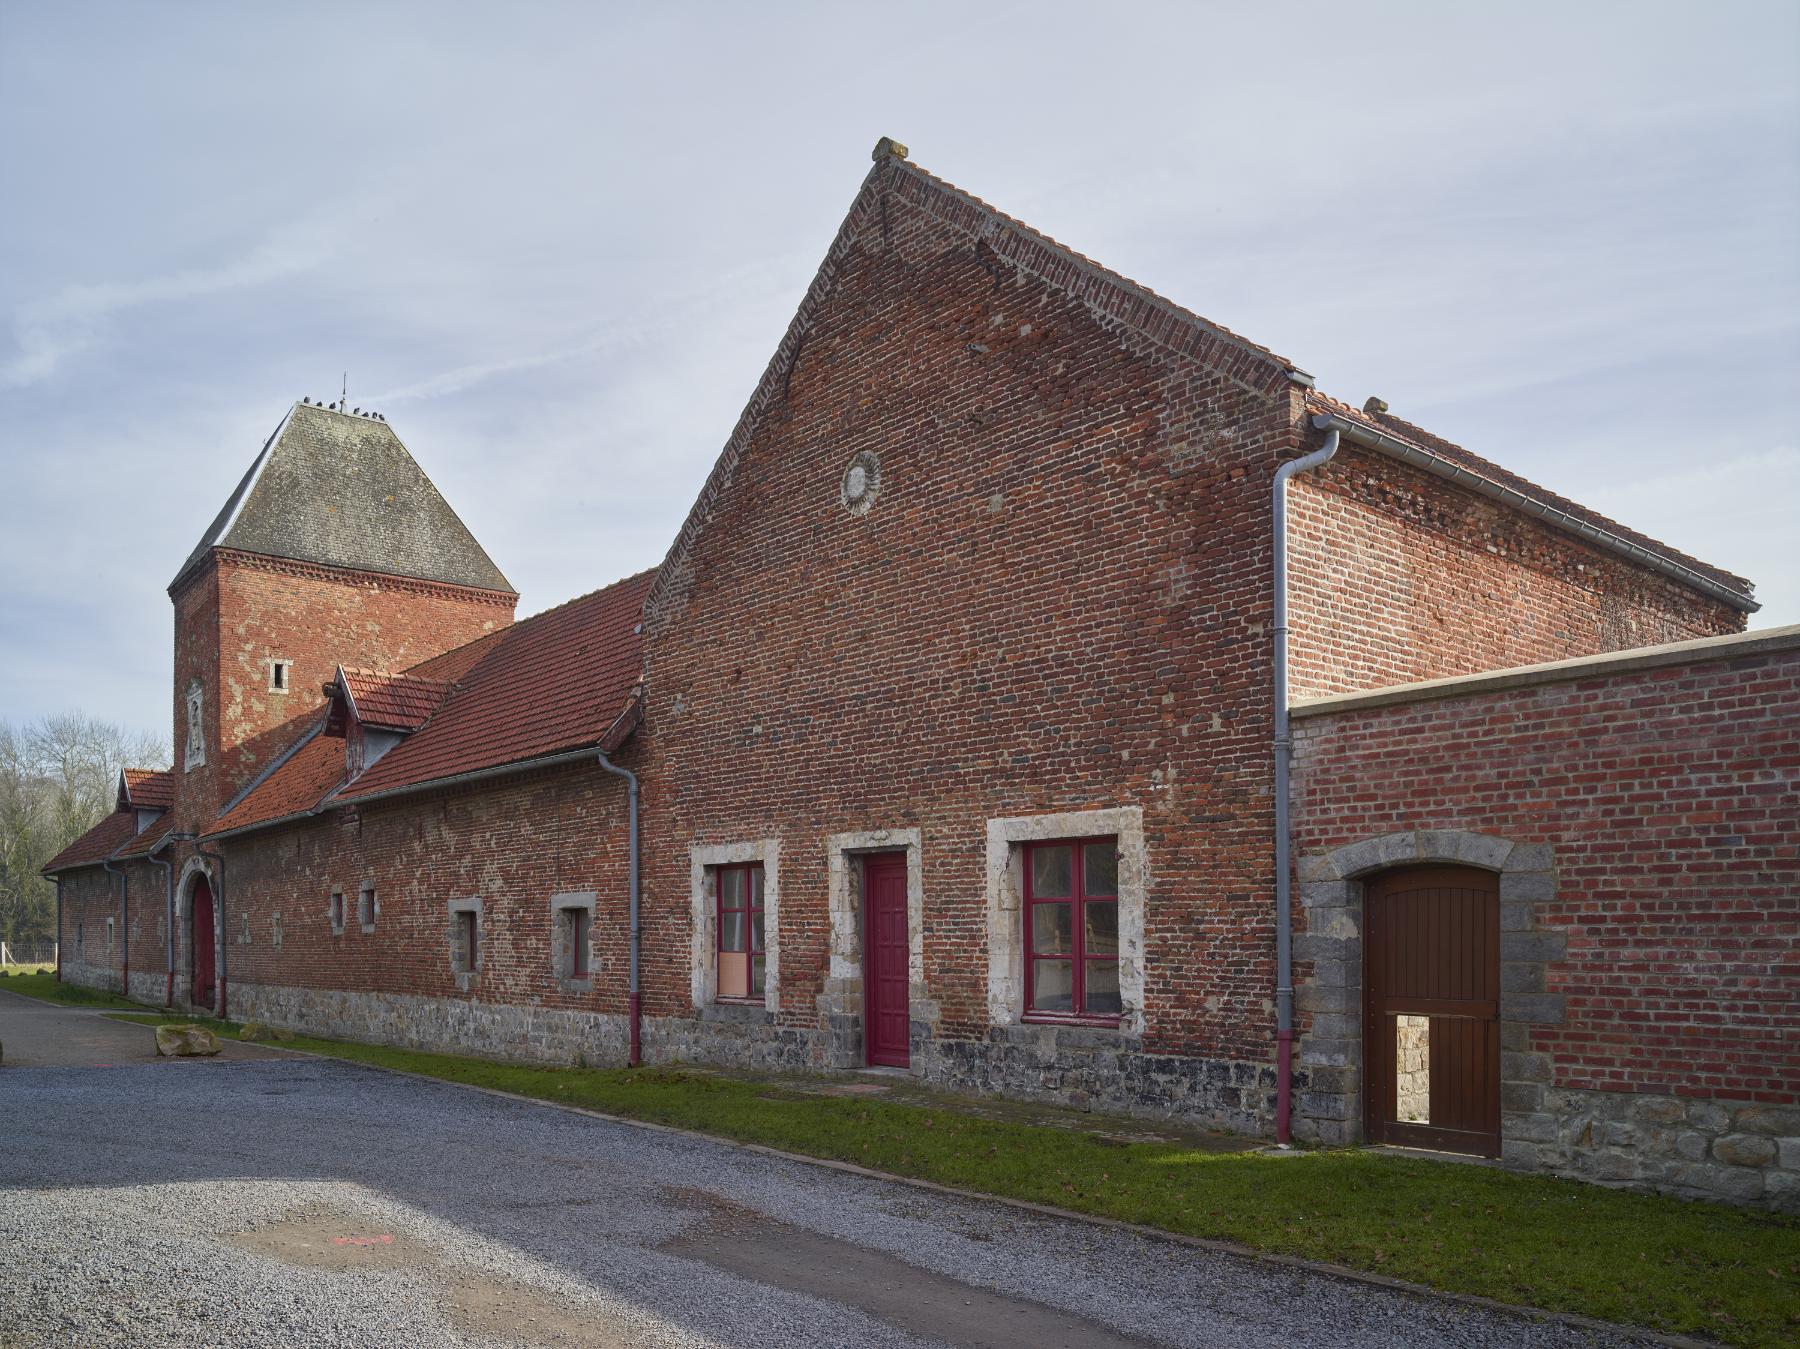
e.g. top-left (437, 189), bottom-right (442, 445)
top-left (1309, 408), bottom-right (1759, 613)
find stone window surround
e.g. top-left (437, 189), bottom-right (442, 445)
top-left (358, 882), bottom-right (378, 934)
top-left (985, 807), bottom-right (1147, 1037)
top-left (106, 915), bottom-right (115, 951)
top-left (690, 840), bottom-right (780, 1013)
top-left (824, 828), bottom-right (924, 1066)
top-left (1293, 829), bottom-right (1560, 1154)
top-left (448, 896), bottom-right (483, 992)
top-left (268, 657), bottom-right (293, 694)
top-left (329, 889), bottom-right (346, 937)
top-left (550, 890), bottom-right (597, 993)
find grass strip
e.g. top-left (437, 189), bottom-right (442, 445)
top-left (94, 1009), bottom-right (1800, 1345)
top-left (4, 970), bottom-right (148, 1010)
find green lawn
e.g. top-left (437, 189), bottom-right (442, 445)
top-left (3, 969), bottom-right (147, 1010)
top-left (95, 1010), bottom-right (1800, 1345)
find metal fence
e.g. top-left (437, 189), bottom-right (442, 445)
top-left (0, 939), bottom-right (57, 968)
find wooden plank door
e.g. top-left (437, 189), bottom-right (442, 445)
top-left (1363, 865), bottom-right (1500, 1156)
top-left (191, 876), bottom-right (216, 1011)
top-left (864, 853), bottom-right (910, 1068)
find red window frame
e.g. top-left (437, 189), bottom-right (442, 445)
top-left (715, 862), bottom-right (766, 1003)
top-left (1023, 837), bottom-right (1121, 1025)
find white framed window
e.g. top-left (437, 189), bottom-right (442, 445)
top-left (689, 840), bottom-right (780, 1012)
top-left (106, 916), bottom-right (115, 952)
top-left (268, 658), bottom-right (293, 693)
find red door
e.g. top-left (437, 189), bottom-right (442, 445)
top-left (191, 876), bottom-right (216, 1011)
top-left (1364, 865), bottom-right (1500, 1157)
top-left (864, 853), bottom-right (910, 1068)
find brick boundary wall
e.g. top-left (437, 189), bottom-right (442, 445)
top-left (1289, 627), bottom-right (1800, 1210)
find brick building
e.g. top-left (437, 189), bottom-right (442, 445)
top-left (47, 143), bottom-right (1796, 1210)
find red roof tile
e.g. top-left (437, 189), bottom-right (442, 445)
top-left (205, 569), bottom-right (651, 837)
top-left (114, 816), bottom-right (177, 861)
top-left (120, 767), bottom-right (174, 811)
top-left (337, 668), bottom-right (453, 731)
top-left (209, 723), bottom-right (345, 837)
top-left (340, 570), bottom-right (652, 801)
top-left (43, 811), bottom-right (143, 874)
top-left (1305, 391), bottom-right (1754, 598)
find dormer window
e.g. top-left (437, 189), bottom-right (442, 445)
top-left (184, 680), bottom-right (206, 771)
top-left (269, 659), bottom-right (292, 693)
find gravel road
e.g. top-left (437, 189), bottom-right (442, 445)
top-left (0, 1000), bottom-right (1664, 1347)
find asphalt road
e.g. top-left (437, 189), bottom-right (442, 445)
top-left (0, 995), bottom-right (1661, 1348)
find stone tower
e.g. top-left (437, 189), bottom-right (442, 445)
top-left (167, 401), bottom-right (516, 830)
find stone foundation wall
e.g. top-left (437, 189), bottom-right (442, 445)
top-left (1508, 1087), bottom-right (1797, 1213)
top-left (232, 981), bottom-right (629, 1067)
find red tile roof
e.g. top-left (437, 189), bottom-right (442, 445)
top-left (340, 569), bottom-right (652, 802)
top-left (209, 727), bottom-right (346, 837)
top-left (337, 668), bottom-right (453, 731)
top-left (205, 569), bottom-right (652, 837)
top-left (1305, 391), bottom-right (1754, 598)
top-left (43, 811), bottom-right (143, 874)
top-left (114, 816), bottom-right (177, 861)
top-left (120, 767), bottom-right (174, 811)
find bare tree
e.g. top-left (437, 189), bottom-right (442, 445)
top-left (0, 715), bottom-right (168, 953)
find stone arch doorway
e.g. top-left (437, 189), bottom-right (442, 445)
top-left (1292, 830), bottom-right (1562, 1158)
top-left (1362, 864), bottom-right (1500, 1157)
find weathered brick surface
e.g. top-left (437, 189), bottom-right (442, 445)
top-left (1292, 641), bottom-right (1799, 1207)
top-left (1286, 445), bottom-right (1744, 698)
top-left (214, 756), bottom-right (635, 1034)
top-left (170, 552), bottom-right (513, 831)
top-left (638, 162), bottom-right (1302, 1099)
top-left (51, 158), bottom-right (1781, 1203)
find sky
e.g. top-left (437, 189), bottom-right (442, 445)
top-left (2, 0), bottom-right (1796, 745)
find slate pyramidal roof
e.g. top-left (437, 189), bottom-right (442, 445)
top-left (171, 400), bottom-right (514, 596)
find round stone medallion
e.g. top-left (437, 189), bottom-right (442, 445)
top-left (841, 451), bottom-right (881, 515)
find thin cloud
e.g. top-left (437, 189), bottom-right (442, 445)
top-left (2, 218), bottom-right (342, 387)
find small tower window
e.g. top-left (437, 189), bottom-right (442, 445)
top-left (269, 659), bottom-right (292, 693)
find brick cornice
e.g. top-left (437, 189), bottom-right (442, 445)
top-left (185, 548), bottom-right (517, 608)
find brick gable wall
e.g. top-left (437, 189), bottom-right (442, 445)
top-left (1286, 445), bottom-right (1744, 699)
top-left (637, 163), bottom-right (1302, 1116)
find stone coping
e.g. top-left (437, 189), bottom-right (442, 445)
top-left (1291, 623), bottom-right (1800, 719)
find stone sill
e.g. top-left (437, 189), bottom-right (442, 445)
top-left (703, 1001), bottom-right (774, 1026)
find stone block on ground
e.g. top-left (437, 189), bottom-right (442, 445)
top-left (239, 1021), bottom-right (272, 1042)
top-left (155, 1024), bottom-right (221, 1057)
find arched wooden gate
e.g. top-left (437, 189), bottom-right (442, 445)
top-left (1363, 865), bottom-right (1500, 1156)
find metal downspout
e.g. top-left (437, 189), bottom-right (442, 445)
top-left (101, 857), bottom-right (128, 1001)
top-left (147, 834), bottom-right (178, 1008)
top-left (193, 842), bottom-right (227, 1019)
top-left (595, 751), bottom-right (641, 1067)
top-left (1273, 425), bottom-right (1341, 1146)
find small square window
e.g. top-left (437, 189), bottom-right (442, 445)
top-left (358, 884), bottom-right (377, 933)
top-left (715, 863), bottom-right (766, 1002)
top-left (269, 659), bottom-right (292, 693)
top-left (329, 891), bottom-right (345, 936)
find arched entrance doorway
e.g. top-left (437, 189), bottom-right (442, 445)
top-left (190, 874), bottom-right (216, 1011)
top-left (1363, 864), bottom-right (1500, 1156)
